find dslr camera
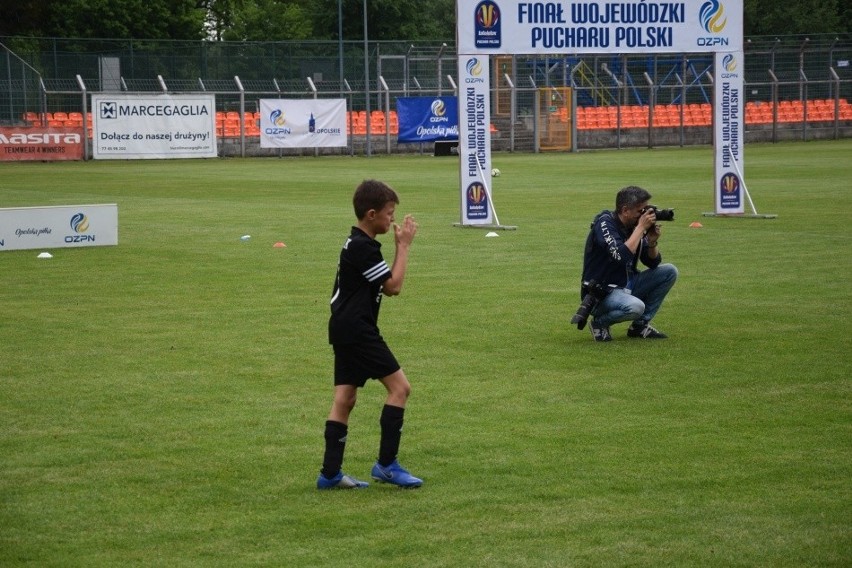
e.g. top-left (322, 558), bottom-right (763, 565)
top-left (570, 280), bottom-right (615, 330)
top-left (641, 205), bottom-right (675, 222)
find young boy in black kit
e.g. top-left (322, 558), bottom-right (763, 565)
top-left (317, 179), bottom-right (423, 489)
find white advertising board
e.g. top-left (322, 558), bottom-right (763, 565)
top-left (458, 0), bottom-right (743, 54)
top-left (92, 94), bottom-right (216, 159)
top-left (458, 56), bottom-right (494, 225)
top-left (713, 50), bottom-right (745, 214)
top-left (259, 99), bottom-right (347, 148)
top-left (0, 204), bottom-right (118, 251)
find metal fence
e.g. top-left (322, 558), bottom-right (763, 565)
top-left (2, 34), bottom-right (851, 156)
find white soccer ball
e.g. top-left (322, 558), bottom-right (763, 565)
top-left (491, 168), bottom-right (501, 177)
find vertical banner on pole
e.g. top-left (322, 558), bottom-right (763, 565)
top-left (458, 55), bottom-right (493, 225)
top-left (713, 51), bottom-right (745, 214)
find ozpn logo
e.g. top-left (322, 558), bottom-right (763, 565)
top-left (70, 213), bottom-right (90, 233)
top-left (699, 0), bottom-right (727, 33)
top-left (66, 212), bottom-right (95, 243)
top-left (431, 100), bottom-right (446, 118)
top-left (721, 173), bottom-right (739, 193)
top-left (466, 58), bottom-right (482, 77)
top-left (270, 109), bottom-right (287, 126)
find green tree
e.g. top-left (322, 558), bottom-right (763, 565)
top-left (310, 0), bottom-right (455, 41)
top-left (208, 0), bottom-right (315, 41)
top-left (744, 0), bottom-right (848, 36)
top-left (0, 0), bottom-right (206, 39)
top-left (0, 1), bottom-right (50, 37)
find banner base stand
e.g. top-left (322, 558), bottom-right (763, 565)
top-left (453, 223), bottom-right (518, 230)
top-left (701, 212), bottom-right (778, 219)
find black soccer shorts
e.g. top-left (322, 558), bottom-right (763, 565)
top-left (332, 340), bottom-right (401, 387)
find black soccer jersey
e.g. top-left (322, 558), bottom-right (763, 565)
top-left (328, 227), bottom-right (392, 345)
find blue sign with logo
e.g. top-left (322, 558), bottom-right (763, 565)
top-left (466, 182), bottom-right (489, 219)
top-left (719, 173), bottom-right (741, 209)
top-left (396, 97), bottom-right (459, 143)
top-left (474, 0), bottom-right (501, 48)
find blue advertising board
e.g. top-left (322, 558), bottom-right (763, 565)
top-left (396, 97), bottom-right (459, 143)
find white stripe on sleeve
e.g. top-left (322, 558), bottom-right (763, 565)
top-left (363, 261), bottom-right (390, 282)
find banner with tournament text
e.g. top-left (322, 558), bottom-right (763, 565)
top-left (457, 0), bottom-right (743, 54)
top-left (714, 50), bottom-right (745, 214)
top-left (92, 94), bottom-right (216, 159)
top-left (457, 55), bottom-right (493, 225)
top-left (259, 99), bottom-right (347, 148)
top-left (457, 0), bottom-right (746, 220)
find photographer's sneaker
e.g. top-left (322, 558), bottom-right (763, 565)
top-left (627, 322), bottom-right (668, 339)
top-left (316, 471), bottom-right (369, 490)
top-left (371, 460), bottom-right (423, 488)
top-left (590, 320), bottom-right (612, 342)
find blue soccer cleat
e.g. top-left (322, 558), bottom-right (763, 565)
top-left (316, 471), bottom-right (369, 490)
top-left (370, 460), bottom-right (423, 488)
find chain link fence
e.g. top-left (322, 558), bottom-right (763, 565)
top-left (2, 34), bottom-right (850, 156)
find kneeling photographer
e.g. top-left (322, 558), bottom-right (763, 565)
top-left (572, 185), bottom-right (678, 342)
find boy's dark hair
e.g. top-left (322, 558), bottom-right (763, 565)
top-left (615, 185), bottom-right (652, 212)
top-left (353, 179), bottom-right (399, 219)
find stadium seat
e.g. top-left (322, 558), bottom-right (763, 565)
top-left (747, 109), bottom-right (772, 124)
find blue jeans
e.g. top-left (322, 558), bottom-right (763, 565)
top-left (592, 264), bottom-right (678, 327)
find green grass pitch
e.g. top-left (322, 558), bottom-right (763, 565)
top-left (1, 140), bottom-right (850, 566)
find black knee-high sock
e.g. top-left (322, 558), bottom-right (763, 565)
top-left (378, 404), bottom-right (405, 467)
top-left (321, 420), bottom-right (348, 479)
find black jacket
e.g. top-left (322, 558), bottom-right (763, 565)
top-left (580, 210), bottom-right (662, 295)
